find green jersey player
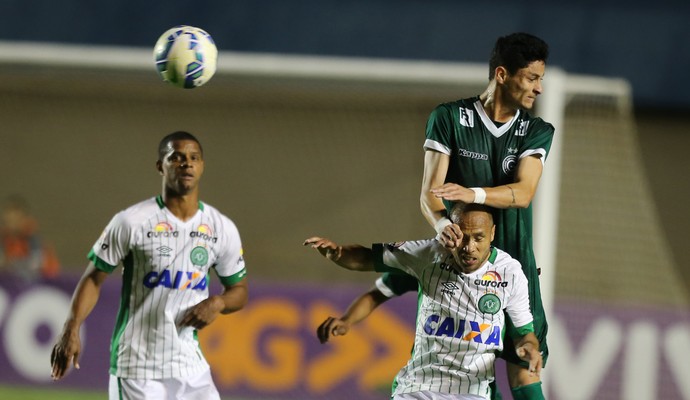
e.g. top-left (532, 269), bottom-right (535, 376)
top-left (421, 33), bottom-right (552, 400)
top-left (305, 203), bottom-right (542, 400)
top-left (51, 131), bottom-right (248, 400)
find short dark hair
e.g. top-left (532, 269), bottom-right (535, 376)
top-left (489, 32), bottom-right (549, 80)
top-left (157, 131), bottom-right (203, 161)
top-left (449, 202), bottom-right (495, 225)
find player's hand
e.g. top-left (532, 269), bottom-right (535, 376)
top-left (179, 296), bottom-right (224, 330)
top-left (50, 328), bottom-right (81, 380)
top-left (516, 342), bottom-right (543, 377)
top-left (438, 224), bottom-right (463, 250)
top-left (317, 316), bottom-right (350, 344)
top-left (430, 183), bottom-right (474, 203)
top-left (303, 237), bottom-right (342, 261)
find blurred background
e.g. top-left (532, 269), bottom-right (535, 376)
top-left (1, 1), bottom-right (688, 399)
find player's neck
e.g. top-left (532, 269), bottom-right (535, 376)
top-left (161, 191), bottom-right (200, 221)
top-left (479, 81), bottom-right (517, 123)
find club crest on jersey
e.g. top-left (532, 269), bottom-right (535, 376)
top-left (143, 269), bottom-right (207, 291)
top-left (501, 154), bottom-right (516, 175)
top-left (190, 224), bottom-right (218, 243)
top-left (478, 293), bottom-right (501, 314)
top-left (147, 222), bottom-right (179, 238)
top-left (423, 314), bottom-right (501, 346)
top-left (190, 246), bottom-right (209, 266)
top-left (458, 107), bottom-right (475, 128)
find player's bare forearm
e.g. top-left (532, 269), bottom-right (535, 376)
top-left (421, 150), bottom-right (451, 228)
top-left (51, 263), bottom-right (108, 380)
top-left (63, 264), bottom-right (108, 333)
top-left (303, 237), bottom-right (375, 271)
top-left (217, 279), bottom-right (248, 314)
top-left (179, 280), bottom-right (247, 330)
top-left (515, 332), bottom-right (542, 376)
top-left (431, 156), bottom-right (544, 209)
top-left (341, 288), bottom-right (389, 325)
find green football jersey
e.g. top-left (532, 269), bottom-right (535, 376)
top-left (424, 96), bottom-right (554, 364)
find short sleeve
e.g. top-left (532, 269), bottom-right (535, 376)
top-left (424, 104), bottom-right (455, 155)
top-left (213, 217), bottom-right (246, 285)
top-left (88, 212), bottom-right (131, 273)
top-left (519, 118), bottom-right (554, 165)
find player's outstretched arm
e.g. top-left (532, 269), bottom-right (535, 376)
top-left (51, 263), bottom-right (108, 381)
top-left (317, 287), bottom-right (389, 343)
top-left (431, 156), bottom-right (544, 209)
top-left (303, 237), bottom-right (375, 271)
top-left (180, 279), bottom-right (248, 330)
top-left (515, 332), bottom-right (542, 377)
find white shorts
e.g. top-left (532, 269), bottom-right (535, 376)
top-left (108, 369), bottom-right (221, 400)
top-left (394, 391), bottom-right (487, 400)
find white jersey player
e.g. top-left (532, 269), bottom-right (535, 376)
top-left (51, 131), bottom-right (248, 400)
top-left (305, 203), bottom-right (541, 400)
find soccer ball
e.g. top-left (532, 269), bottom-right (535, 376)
top-left (153, 25), bottom-right (218, 89)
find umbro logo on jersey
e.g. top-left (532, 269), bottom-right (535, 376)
top-left (423, 314), bottom-right (502, 346)
top-left (156, 246), bottom-right (173, 256)
top-left (458, 107), bottom-right (474, 128)
top-left (441, 282), bottom-right (459, 295)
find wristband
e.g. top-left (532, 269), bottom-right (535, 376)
top-left (434, 217), bottom-right (452, 234)
top-left (470, 187), bottom-right (486, 204)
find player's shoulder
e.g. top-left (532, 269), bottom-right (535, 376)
top-left (490, 247), bottom-right (524, 273)
top-left (518, 110), bottom-right (554, 133)
top-left (432, 96), bottom-right (478, 112)
top-left (199, 201), bottom-right (240, 232)
top-left (113, 197), bottom-right (161, 227)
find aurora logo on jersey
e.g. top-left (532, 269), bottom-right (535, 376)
top-left (143, 269), bottom-right (207, 290)
top-left (474, 271), bottom-right (508, 288)
top-left (189, 224), bottom-right (218, 243)
top-left (423, 314), bottom-right (501, 346)
top-left (147, 222), bottom-right (179, 238)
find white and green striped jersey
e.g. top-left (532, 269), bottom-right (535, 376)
top-left (372, 240), bottom-right (533, 398)
top-left (88, 196), bottom-right (246, 379)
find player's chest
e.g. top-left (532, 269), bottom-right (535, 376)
top-left (132, 220), bottom-right (221, 272)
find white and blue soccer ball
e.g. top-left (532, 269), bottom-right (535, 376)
top-left (154, 25), bottom-right (218, 89)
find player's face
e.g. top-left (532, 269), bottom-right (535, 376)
top-left (502, 60), bottom-right (545, 110)
top-left (456, 211), bottom-right (495, 273)
top-left (158, 139), bottom-right (205, 195)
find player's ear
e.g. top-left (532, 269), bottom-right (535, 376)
top-left (490, 224), bottom-right (496, 242)
top-left (156, 160), bottom-right (163, 175)
top-left (496, 66), bottom-right (508, 84)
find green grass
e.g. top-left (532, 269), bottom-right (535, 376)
top-left (0, 385), bottom-right (106, 400)
top-left (0, 385), bottom-right (257, 400)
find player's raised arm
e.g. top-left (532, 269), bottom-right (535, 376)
top-left (420, 150), bottom-right (453, 232)
top-left (303, 237), bottom-right (375, 271)
top-left (51, 262), bottom-right (109, 380)
top-left (431, 155), bottom-right (544, 209)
